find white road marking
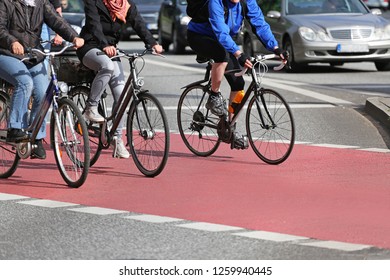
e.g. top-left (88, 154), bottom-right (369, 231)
top-left (67, 206), bottom-right (128, 215)
top-left (232, 231), bottom-right (310, 242)
top-left (176, 222), bottom-right (244, 232)
top-left (17, 199), bottom-right (78, 208)
top-left (358, 148), bottom-right (390, 153)
top-left (124, 214), bottom-right (183, 223)
top-left (309, 144), bottom-right (360, 149)
top-left (300, 240), bottom-right (372, 252)
top-left (0, 193), bottom-right (29, 200)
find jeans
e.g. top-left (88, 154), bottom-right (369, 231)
top-left (82, 48), bottom-right (126, 136)
top-left (0, 55), bottom-right (49, 140)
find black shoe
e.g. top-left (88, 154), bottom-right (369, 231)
top-left (233, 132), bottom-right (249, 150)
top-left (6, 128), bottom-right (29, 142)
top-left (31, 139), bottom-right (46, 160)
top-left (205, 92), bottom-right (227, 117)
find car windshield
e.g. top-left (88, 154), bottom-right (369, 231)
top-left (286, 0), bottom-right (369, 15)
top-left (61, 0), bottom-right (84, 13)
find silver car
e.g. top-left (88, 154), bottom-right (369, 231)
top-left (242, 0), bottom-right (390, 72)
top-left (362, 0), bottom-right (388, 11)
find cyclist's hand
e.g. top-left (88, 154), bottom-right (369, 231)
top-left (152, 43), bottom-right (163, 54)
top-left (237, 52), bottom-right (252, 69)
top-left (72, 37), bottom-right (84, 49)
top-left (11, 41), bottom-right (24, 55)
top-left (52, 34), bottom-right (63, 46)
top-left (103, 45), bottom-right (116, 57)
top-left (274, 47), bottom-right (289, 61)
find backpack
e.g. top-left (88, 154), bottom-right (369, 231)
top-left (186, 0), bottom-right (210, 23)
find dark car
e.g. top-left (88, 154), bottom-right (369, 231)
top-left (158, 0), bottom-right (190, 53)
top-left (120, 0), bottom-right (163, 40)
top-left (50, 0), bottom-right (85, 54)
top-left (240, 0), bottom-right (390, 72)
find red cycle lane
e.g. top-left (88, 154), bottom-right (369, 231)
top-left (1, 133), bottom-right (390, 249)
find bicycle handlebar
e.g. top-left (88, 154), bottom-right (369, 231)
top-left (21, 43), bottom-right (75, 62)
top-left (97, 48), bottom-right (165, 60)
top-left (234, 53), bottom-right (287, 77)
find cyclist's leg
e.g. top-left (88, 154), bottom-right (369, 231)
top-left (82, 48), bottom-right (114, 122)
top-left (108, 60), bottom-right (129, 158)
top-left (224, 55), bottom-right (248, 150)
top-left (0, 55), bottom-right (32, 141)
top-left (29, 62), bottom-right (50, 159)
top-left (187, 31), bottom-right (228, 116)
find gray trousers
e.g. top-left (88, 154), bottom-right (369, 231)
top-left (82, 48), bottom-right (125, 136)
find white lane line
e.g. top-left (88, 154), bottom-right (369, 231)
top-left (124, 214), bottom-right (183, 223)
top-left (300, 240), bottom-right (371, 252)
top-left (0, 193), bottom-right (29, 201)
top-left (358, 148), bottom-right (390, 153)
top-left (68, 206), bottom-right (128, 215)
top-left (176, 222), bottom-right (244, 232)
top-left (17, 199), bottom-right (79, 208)
top-left (145, 59), bottom-right (353, 105)
top-left (232, 231), bottom-right (310, 242)
top-left (309, 144), bottom-right (360, 149)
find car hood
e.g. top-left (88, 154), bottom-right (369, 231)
top-left (287, 13), bottom-right (389, 29)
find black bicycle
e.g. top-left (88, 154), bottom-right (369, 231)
top-left (68, 49), bottom-right (170, 177)
top-left (0, 43), bottom-right (90, 187)
top-left (177, 54), bottom-right (295, 164)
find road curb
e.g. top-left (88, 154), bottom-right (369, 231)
top-left (365, 97), bottom-right (390, 130)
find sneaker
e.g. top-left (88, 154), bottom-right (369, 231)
top-left (31, 139), bottom-right (46, 159)
top-left (112, 137), bottom-right (130, 159)
top-left (205, 92), bottom-right (227, 117)
top-left (6, 128), bottom-right (29, 142)
top-left (84, 106), bottom-right (104, 123)
top-left (233, 132), bottom-right (249, 150)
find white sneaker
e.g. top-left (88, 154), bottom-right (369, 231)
top-left (84, 106), bottom-right (104, 123)
top-left (112, 137), bottom-right (130, 159)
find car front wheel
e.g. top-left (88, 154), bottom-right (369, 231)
top-left (284, 38), bottom-right (307, 73)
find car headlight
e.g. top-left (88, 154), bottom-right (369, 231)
top-left (180, 15), bottom-right (191, 26)
top-left (374, 24), bottom-right (390, 40)
top-left (299, 27), bottom-right (317, 41)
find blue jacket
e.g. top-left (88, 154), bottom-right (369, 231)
top-left (188, 0), bottom-right (278, 54)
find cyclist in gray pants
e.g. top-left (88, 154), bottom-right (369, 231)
top-left (76, 0), bottom-right (162, 158)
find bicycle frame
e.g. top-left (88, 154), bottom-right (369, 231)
top-left (99, 52), bottom-right (143, 147)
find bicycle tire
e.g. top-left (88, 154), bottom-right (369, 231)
top-left (0, 91), bottom-right (20, 178)
top-left (127, 91), bottom-right (169, 177)
top-left (177, 85), bottom-right (221, 157)
top-left (246, 88), bottom-right (295, 164)
top-left (50, 97), bottom-right (90, 187)
top-left (68, 86), bottom-right (103, 166)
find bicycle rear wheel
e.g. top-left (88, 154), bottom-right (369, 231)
top-left (68, 86), bottom-right (102, 166)
top-left (50, 98), bottom-right (90, 187)
top-left (177, 85), bottom-right (221, 156)
top-left (0, 91), bottom-right (20, 178)
top-left (246, 88), bottom-right (295, 164)
top-left (127, 91), bottom-right (169, 177)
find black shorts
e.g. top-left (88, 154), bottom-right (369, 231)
top-left (187, 30), bottom-right (245, 91)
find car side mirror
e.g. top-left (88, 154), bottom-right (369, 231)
top-left (370, 8), bottom-right (382, 15)
top-left (267, 11), bottom-right (281, 19)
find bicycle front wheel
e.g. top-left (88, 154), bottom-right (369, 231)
top-left (127, 91), bottom-right (169, 177)
top-left (246, 88), bottom-right (295, 164)
top-left (0, 91), bottom-right (20, 178)
top-left (177, 85), bottom-right (221, 156)
top-left (50, 98), bottom-right (90, 187)
top-left (68, 86), bottom-right (103, 166)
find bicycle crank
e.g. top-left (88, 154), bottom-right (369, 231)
top-left (16, 142), bottom-right (32, 159)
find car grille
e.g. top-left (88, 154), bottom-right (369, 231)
top-left (329, 28), bottom-right (372, 40)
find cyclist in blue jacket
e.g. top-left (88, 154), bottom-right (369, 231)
top-left (187, 0), bottom-right (287, 149)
